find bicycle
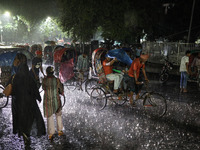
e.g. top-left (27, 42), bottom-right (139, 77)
top-left (90, 81), bottom-right (167, 118)
top-left (65, 69), bottom-right (99, 94)
top-left (64, 69), bottom-right (82, 91)
top-left (90, 78), bottom-right (128, 110)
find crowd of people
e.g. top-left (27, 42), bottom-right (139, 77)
top-left (1, 42), bottom-right (200, 149)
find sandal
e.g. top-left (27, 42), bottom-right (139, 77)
top-left (58, 131), bottom-right (64, 136)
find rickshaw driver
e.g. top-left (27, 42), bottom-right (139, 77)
top-left (127, 54), bottom-right (149, 106)
top-left (30, 50), bottom-right (46, 88)
top-left (102, 54), bottom-right (123, 94)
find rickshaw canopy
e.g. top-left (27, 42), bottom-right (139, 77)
top-left (0, 51), bottom-right (17, 67)
top-left (53, 48), bottom-right (76, 63)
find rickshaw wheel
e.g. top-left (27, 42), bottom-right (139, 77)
top-left (90, 87), bottom-right (107, 110)
top-left (85, 79), bottom-right (98, 96)
top-left (65, 77), bottom-right (77, 91)
top-left (0, 86), bottom-right (9, 108)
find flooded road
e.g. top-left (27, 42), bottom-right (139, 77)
top-left (0, 76), bottom-right (200, 150)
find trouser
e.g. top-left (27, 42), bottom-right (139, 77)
top-left (180, 72), bottom-right (188, 89)
top-left (106, 73), bottom-right (123, 90)
top-left (47, 110), bottom-right (63, 135)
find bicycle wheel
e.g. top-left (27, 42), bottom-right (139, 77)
top-left (65, 77), bottom-right (77, 91)
top-left (143, 92), bottom-right (167, 118)
top-left (113, 91), bottom-right (128, 106)
top-left (85, 79), bottom-right (98, 96)
top-left (90, 87), bottom-right (107, 110)
top-left (0, 86), bottom-right (9, 109)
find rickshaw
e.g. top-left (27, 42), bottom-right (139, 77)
top-left (188, 49), bottom-right (200, 88)
top-left (53, 47), bottom-right (77, 84)
top-left (90, 48), bottom-right (167, 118)
top-left (90, 48), bottom-right (132, 110)
top-left (0, 46), bottom-right (34, 108)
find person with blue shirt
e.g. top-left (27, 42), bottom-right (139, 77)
top-left (135, 45), bottom-right (142, 58)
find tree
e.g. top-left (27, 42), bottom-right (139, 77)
top-left (57, 0), bottom-right (164, 44)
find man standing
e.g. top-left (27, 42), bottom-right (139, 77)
top-left (76, 51), bottom-right (89, 80)
top-left (180, 50), bottom-right (191, 93)
top-left (127, 54), bottom-right (149, 105)
top-left (135, 45), bottom-right (142, 58)
top-left (30, 50), bottom-right (45, 88)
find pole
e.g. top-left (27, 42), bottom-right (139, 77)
top-left (187, 0), bottom-right (196, 43)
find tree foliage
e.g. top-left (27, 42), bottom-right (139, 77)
top-left (57, 0), bottom-right (164, 43)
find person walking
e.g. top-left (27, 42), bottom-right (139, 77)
top-left (8, 53), bottom-right (46, 148)
top-left (42, 66), bottom-right (64, 140)
top-left (180, 50), bottom-right (191, 93)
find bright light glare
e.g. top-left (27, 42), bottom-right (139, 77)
top-left (4, 11), bottom-right (11, 17)
top-left (46, 17), bottom-right (51, 22)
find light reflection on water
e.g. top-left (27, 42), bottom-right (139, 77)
top-left (0, 73), bottom-right (200, 149)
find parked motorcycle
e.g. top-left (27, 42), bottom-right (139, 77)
top-left (159, 59), bottom-right (173, 83)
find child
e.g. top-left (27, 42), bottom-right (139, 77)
top-left (42, 66), bottom-right (64, 140)
top-left (180, 50), bottom-right (191, 93)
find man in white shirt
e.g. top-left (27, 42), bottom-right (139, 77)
top-left (180, 50), bottom-right (191, 93)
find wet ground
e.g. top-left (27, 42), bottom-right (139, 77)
top-left (0, 74), bottom-right (200, 150)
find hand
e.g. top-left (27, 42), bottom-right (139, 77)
top-left (145, 79), bottom-right (149, 83)
top-left (113, 58), bottom-right (117, 61)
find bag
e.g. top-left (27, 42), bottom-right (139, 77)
top-left (3, 84), bottom-right (12, 96)
top-left (3, 74), bottom-right (15, 97)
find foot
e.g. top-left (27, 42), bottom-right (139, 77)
top-left (129, 99), bottom-right (136, 107)
top-left (113, 89), bottom-right (118, 93)
top-left (22, 133), bottom-right (31, 146)
top-left (49, 134), bottom-right (54, 141)
top-left (58, 131), bottom-right (64, 136)
top-left (135, 94), bottom-right (140, 100)
top-left (183, 89), bottom-right (188, 93)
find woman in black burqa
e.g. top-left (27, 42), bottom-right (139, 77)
top-left (11, 53), bottom-right (46, 145)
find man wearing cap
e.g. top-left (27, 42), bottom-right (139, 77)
top-left (102, 54), bottom-right (123, 94)
top-left (30, 50), bottom-right (45, 88)
top-left (127, 54), bottom-right (149, 106)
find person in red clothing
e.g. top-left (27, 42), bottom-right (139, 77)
top-left (127, 54), bottom-right (149, 105)
top-left (102, 54), bottom-right (123, 93)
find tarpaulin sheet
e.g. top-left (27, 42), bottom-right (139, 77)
top-left (0, 51), bottom-right (17, 67)
top-left (107, 49), bottom-right (132, 66)
top-left (59, 58), bottom-right (74, 83)
top-left (54, 48), bottom-right (66, 63)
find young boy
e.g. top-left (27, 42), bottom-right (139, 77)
top-left (180, 50), bottom-right (191, 93)
top-left (42, 66), bottom-right (64, 140)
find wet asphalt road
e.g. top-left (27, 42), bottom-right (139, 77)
top-left (0, 74), bottom-right (200, 150)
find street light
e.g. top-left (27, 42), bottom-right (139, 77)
top-left (0, 11), bottom-right (11, 44)
top-left (4, 11), bottom-right (11, 18)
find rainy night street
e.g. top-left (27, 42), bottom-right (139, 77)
top-left (0, 74), bottom-right (200, 150)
